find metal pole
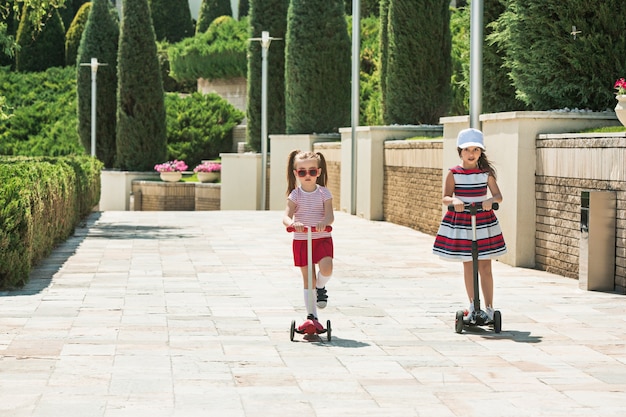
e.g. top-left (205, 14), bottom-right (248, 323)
top-left (90, 58), bottom-right (97, 157)
top-left (260, 31), bottom-right (269, 211)
top-left (350, 0), bottom-right (360, 215)
top-left (80, 58), bottom-right (107, 158)
top-left (469, 0), bottom-right (484, 129)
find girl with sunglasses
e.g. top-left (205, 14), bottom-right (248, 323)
top-left (283, 150), bottom-right (334, 323)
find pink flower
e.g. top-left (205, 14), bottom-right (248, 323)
top-left (614, 78), bottom-right (626, 95)
top-left (154, 160), bottom-right (188, 172)
top-left (193, 162), bottom-right (221, 173)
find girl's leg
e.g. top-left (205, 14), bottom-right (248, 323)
top-left (462, 261), bottom-right (474, 303)
top-left (317, 256), bottom-right (333, 286)
top-left (477, 260), bottom-right (494, 307)
top-left (300, 265), bottom-right (318, 318)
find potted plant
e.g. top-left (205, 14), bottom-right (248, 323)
top-left (154, 160), bottom-right (188, 182)
top-left (614, 78), bottom-right (626, 126)
top-left (193, 161), bottom-right (221, 183)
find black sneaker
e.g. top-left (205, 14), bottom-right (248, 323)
top-left (306, 314), bottom-right (318, 321)
top-left (316, 287), bottom-right (328, 308)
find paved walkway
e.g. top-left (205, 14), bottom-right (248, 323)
top-left (1, 210), bottom-right (625, 417)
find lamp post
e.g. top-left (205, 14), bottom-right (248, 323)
top-left (80, 57), bottom-right (107, 157)
top-left (469, 0), bottom-right (483, 129)
top-left (250, 31), bottom-right (281, 210)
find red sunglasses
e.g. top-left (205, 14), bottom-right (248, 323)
top-left (296, 168), bottom-right (319, 177)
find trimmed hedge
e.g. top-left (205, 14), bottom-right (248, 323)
top-left (0, 155), bottom-right (102, 289)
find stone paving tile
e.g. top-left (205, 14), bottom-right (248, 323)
top-left (0, 210), bottom-right (625, 417)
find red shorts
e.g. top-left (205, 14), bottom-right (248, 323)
top-left (292, 237), bottom-right (334, 267)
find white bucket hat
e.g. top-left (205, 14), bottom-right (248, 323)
top-left (457, 128), bottom-right (485, 150)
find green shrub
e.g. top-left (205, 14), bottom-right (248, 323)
top-left (491, 0), bottom-right (626, 111)
top-left (0, 155), bottom-right (102, 289)
top-left (168, 15), bottom-right (249, 82)
top-left (285, 0), bottom-right (351, 134)
top-left (15, 5), bottom-right (66, 72)
top-left (165, 92), bottom-right (244, 167)
top-left (0, 66), bottom-right (83, 156)
top-left (116, 0), bottom-right (167, 171)
top-left (65, 1), bottom-right (91, 66)
top-left (76, 0), bottom-right (119, 167)
top-left (196, 0), bottom-right (233, 34)
top-left (246, 0), bottom-right (288, 151)
top-left (383, 0), bottom-right (451, 125)
top-left (149, 0), bottom-right (194, 43)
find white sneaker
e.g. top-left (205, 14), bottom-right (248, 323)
top-left (486, 306), bottom-right (495, 321)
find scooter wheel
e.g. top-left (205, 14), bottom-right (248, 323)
top-left (290, 320), bottom-right (296, 341)
top-left (455, 310), bottom-right (465, 334)
top-left (493, 310), bottom-right (502, 333)
top-left (326, 320), bottom-right (332, 342)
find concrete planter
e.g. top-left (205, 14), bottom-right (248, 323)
top-left (100, 170), bottom-right (159, 211)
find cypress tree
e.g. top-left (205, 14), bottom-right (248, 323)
top-left (238, 0), bottom-right (249, 19)
top-left (60, 0), bottom-right (89, 30)
top-left (115, 0), bottom-right (166, 171)
top-left (492, 0), bottom-right (626, 111)
top-left (246, 0), bottom-right (288, 151)
top-left (285, 0), bottom-right (351, 134)
top-left (15, 4), bottom-right (66, 72)
top-left (379, 0), bottom-right (389, 122)
top-left (149, 0), bottom-right (193, 43)
top-left (65, 2), bottom-right (91, 66)
top-left (196, 0), bottom-right (232, 34)
top-left (384, 0), bottom-right (451, 125)
top-left (77, 0), bottom-right (119, 167)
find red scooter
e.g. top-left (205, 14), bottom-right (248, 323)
top-left (286, 225), bottom-right (332, 342)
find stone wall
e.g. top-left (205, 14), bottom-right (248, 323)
top-left (132, 181), bottom-right (221, 211)
top-left (536, 133), bottom-right (626, 293)
top-left (383, 140), bottom-right (443, 235)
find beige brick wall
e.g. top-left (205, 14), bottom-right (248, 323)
top-left (536, 134), bottom-right (626, 293)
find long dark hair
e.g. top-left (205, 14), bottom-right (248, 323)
top-left (286, 150), bottom-right (329, 195)
top-left (457, 147), bottom-right (497, 180)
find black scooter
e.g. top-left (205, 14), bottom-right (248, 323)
top-left (452, 202), bottom-right (502, 334)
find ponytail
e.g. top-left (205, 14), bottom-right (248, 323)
top-left (286, 149), bottom-right (300, 196)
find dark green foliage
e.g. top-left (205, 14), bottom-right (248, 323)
top-left (165, 92), bottom-right (244, 167)
top-left (59, 0), bottom-right (89, 29)
top-left (379, 0), bottom-right (389, 119)
top-left (157, 41), bottom-right (196, 93)
top-left (15, 5), bottom-right (66, 71)
top-left (64, 1), bottom-right (91, 66)
top-left (344, 0), bottom-right (381, 17)
top-left (0, 2), bottom-right (19, 67)
top-left (449, 3), bottom-right (469, 116)
top-left (246, 0), bottom-right (288, 151)
top-left (354, 15), bottom-right (383, 126)
top-left (77, 0), bottom-right (118, 167)
top-left (168, 16), bottom-right (248, 82)
top-left (238, 0), bottom-right (249, 18)
top-left (482, 0), bottom-right (524, 113)
top-left (491, 0), bottom-right (626, 111)
top-left (149, 0), bottom-right (193, 43)
top-left (196, 0), bottom-right (232, 34)
top-left (0, 155), bottom-right (102, 289)
top-left (285, 0), bottom-right (351, 134)
top-left (384, 0), bottom-right (451, 125)
top-left (0, 66), bottom-right (83, 156)
top-left (115, 0), bottom-right (167, 171)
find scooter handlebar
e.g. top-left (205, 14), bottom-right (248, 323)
top-left (286, 225), bottom-right (333, 233)
top-left (447, 202), bottom-right (499, 211)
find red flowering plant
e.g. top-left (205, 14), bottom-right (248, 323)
top-left (193, 161), bottom-right (221, 173)
top-left (614, 78), bottom-right (626, 96)
top-left (154, 160), bottom-right (188, 172)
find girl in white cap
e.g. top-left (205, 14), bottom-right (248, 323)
top-left (433, 128), bottom-right (507, 320)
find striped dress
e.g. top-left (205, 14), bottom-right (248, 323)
top-left (432, 166), bottom-right (507, 261)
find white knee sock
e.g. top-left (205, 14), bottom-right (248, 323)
top-left (316, 271), bottom-right (331, 289)
top-left (303, 289), bottom-right (317, 317)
